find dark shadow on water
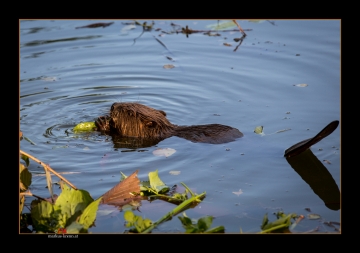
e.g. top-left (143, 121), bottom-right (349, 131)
top-left (286, 149), bottom-right (340, 211)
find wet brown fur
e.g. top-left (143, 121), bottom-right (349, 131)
top-left (95, 102), bottom-right (243, 144)
top-left (109, 102), bottom-right (175, 139)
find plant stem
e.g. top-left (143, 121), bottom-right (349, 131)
top-left (142, 192), bottom-right (206, 233)
top-left (20, 150), bottom-right (77, 190)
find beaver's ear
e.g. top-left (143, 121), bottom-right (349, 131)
top-left (145, 121), bottom-right (156, 128)
top-left (158, 110), bottom-right (167, 116)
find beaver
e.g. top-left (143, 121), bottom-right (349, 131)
top-left (95, 102), bottom-right (243, 146)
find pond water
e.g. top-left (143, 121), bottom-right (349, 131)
top-left (20, 20), bottom-right (341, 233)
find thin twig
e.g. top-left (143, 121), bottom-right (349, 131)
top-left (233, 20), bottom-right (246, 36)
top-left (20, 150), bottom-right (77, 190)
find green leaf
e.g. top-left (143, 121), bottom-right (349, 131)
top-left (73, 122), bottom-right (96, 132)
top-left (148, 169), bottom-right (169, 194)
top-left (55, 184), bottom-right (94, 226)
top-left (30, 184), bottom-right (97, 233)
top-left (124, 210), bottom-right (135, 222)
top-left (78, 197), bottom-right (102, 229)
top-left (198, 216), bottom-right (213, 231)
top-left (261, 212), bottom-right (297, 232)
top-left (205, 226), bottom-right (225, 233)
top-left (124, 210), bottom-right (153, 233)
top-left (20, 163), bottom-right (32, 191)
top-left (261, 213), bottom-right (269, 229)
top-left (31, 199), bottom-right (56, 232)
top-left (21, 154), bottom-right (30, 167)
top-left (185, 227), bottom-right (199, 233)
top-left (178, 216), bottom-right (193, 228)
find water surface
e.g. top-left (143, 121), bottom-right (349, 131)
top-left (20, 20), bottom-right (340, 233)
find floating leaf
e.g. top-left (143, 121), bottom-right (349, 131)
top-left (163, 64), bottom-right (175, 69)
top-left (152, 148), bottom-right (176, 157)
top-left (223, 43), bottom-right (232, 47)
top-left (232, 189), bottom-right (243, 196)
top-left (73, 122), bottom-right (96, 132)
top-left (307, 213), bottom-right (321, 220)
top-left (42, 76), bottom-right (57, 81)
top-left (206, 21), bottom-right (237, 30)
top-left (293, 83), bottom-right (308, 87)
top-left (323, 159), bottom-right (331, 164)
top-left (169, 171), bottom-right (181, 175)
top-left (254, 126), bottom-right (264, 134)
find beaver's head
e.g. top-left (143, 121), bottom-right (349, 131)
top-left (105, 102), bottom-right (175, 139)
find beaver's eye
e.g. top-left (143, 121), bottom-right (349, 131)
top-left (145, 121), bottom-right (155, 127)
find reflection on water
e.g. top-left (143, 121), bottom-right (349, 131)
top-left (21, 36), bottom-right (102, 48)
top-left (286, 149), bottom-right (340, 211)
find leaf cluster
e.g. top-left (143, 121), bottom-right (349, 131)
top-left (260, 211), bottom-right (298, 233)
top-left (30, 183), bottom-right (102, 233)
top-left (178, 213), bottom-right (224, 233)
top-left (124, 210), bottom-right (153, 233)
